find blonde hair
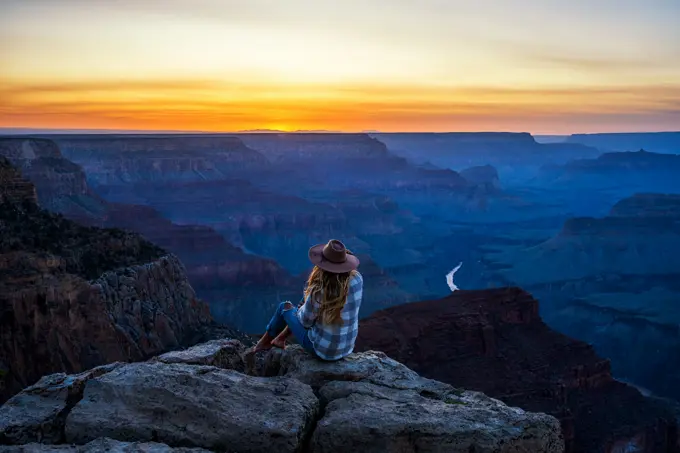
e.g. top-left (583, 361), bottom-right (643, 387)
top-left (304, 266), bottom-right (356, 325)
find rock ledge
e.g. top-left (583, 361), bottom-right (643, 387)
top-left (1, 339), bottom-right (564, 453)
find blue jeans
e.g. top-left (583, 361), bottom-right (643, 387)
top-left (266, 302), bottom-right (317, 356)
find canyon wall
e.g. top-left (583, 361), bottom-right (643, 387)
top-left (57, 135), bottom-right (269, 186)
top-left (567, 132), bottom-right (680, 154)
top-left (488, 193), bottom-right (680, 401)
top-left (373, 132), bottom-right (600, 183)
top-left (0, 163), bottom-right (219, 403)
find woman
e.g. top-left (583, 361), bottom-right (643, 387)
top-left (251, 239), bottom-right (363, 361)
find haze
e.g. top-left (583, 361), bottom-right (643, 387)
top-left (1, 0), bottom-right (679, 134)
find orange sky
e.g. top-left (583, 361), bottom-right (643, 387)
top-left (2, 0), bottom-right (679, 134)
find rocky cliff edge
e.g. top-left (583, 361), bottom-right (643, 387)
top-left (0, 339), bottom-right (565, 453)
top-left (0, 160), bottom-right (238, 403)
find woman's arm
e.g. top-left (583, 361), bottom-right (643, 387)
top-left (298, 294), bottom-right (318, 328)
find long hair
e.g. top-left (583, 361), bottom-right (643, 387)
top-left (304, 266), bottom-right (356, 325)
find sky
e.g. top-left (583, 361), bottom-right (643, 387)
top-left (1, 0), bottom-right (679, 134)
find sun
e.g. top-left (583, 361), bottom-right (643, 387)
top-left (268, 124), bottom-right (293, 132)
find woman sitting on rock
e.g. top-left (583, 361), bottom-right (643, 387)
top-left (250, 239), bottom-right (363, 361)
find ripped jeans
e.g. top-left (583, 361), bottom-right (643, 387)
top-left (265, 301), bottom-right (317, 356)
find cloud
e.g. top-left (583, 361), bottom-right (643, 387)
top-left (521, 52), bottom-right (680, 78)
top-left (460, 29), bottom-right (680, 79)
top-left (0, 79), bottom-right (224, 96)
top-left (2, 76), bottom-right (679, 134)
top-left (3, 79), bottom-right (680, 112)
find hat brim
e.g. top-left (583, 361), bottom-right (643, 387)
top-left (308, 243), bottom-right (360, 273)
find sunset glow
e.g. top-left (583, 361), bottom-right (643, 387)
top-left (2, 0), bottom-right (679, 134)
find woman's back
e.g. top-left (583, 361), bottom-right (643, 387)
top-left (299, 271), bottom-right (363, 360)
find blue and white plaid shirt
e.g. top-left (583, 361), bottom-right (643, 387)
top-left (297, 271), bottom-right (363, 361)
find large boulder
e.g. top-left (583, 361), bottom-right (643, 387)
top-left (152, 338), bottom-right (278, 379)
top-left (313, 381), bottom-right (562, 452)
top-left (264, 347), bottom-right (563, 453)
top-left (0, 363), bottom-right (122, 445)
top-left (270, 348), bottom-right (456, 395)
top-left (152, 338), bottom-right (247, 372)
top-left (64, 362), bottom-right (318, 452)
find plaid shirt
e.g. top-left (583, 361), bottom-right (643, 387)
top-left (297, 272), bottom-right (363, 360)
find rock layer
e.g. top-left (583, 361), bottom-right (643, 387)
top-left (56, 135), bottom-right (269, 186)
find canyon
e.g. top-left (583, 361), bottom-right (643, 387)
top-left (0, 138), bottom-right (303, 332)
top-left (355, 287), bottom-right (679, 453)
top-left (40, 134), bottom-right (501, 322)
top-left (483, 193), bottom-right (680, 402)
top-left (2, 130), bottom-right (680, 451)
top-left (0, 158), bottom-right (245, 403)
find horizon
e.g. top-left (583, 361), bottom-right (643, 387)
top-left (1, 127), bottom-right (679, 137)
top-left (2, 0), bottom-right (679, 134)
